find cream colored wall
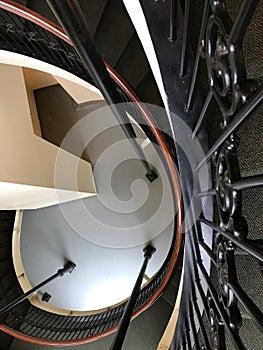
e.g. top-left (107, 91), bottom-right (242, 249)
top-left (0, 49), bottom-right (103, 100)
top-left (54, 75), bottom-right (102, 104)
top-left (0, 62), bottom-right (97, 209)
top-left (157, 259), bottom-right (185, 350)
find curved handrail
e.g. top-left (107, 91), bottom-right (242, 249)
top-left (0, 0), bottom-right (183, 345)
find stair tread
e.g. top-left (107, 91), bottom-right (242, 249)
top-left (26, 0), bottom-right (58, 24)
top-left (79, 0), bottom-right (108, 37)
top-left (0, 330), bottom-right (14, 350)
top-left (116, 33), bottom-right (151, 89)
top-left (162, 283), bottom-right (179, 307)
top-left (136, 70), bottom-right (162, 106)
top-left (94, 0), bottom-right (134, 66)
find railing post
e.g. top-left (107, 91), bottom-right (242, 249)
top-left (110, 244), bottom-right (156, 350)
top-left (169, 0), bottom-right (177, 42)
top-left (46, 0), bottom-right (157, 182)
top-left (0, 261), bottom-right (76, 318)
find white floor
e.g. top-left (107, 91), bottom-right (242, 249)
top-left (19, 105), bottom-right (175, 312)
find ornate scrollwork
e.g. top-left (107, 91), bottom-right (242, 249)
top-left (198, 1), bottom-right (260, 348)
top-left (217, 241), bottom-right (242, 331)
top-left (214, 136), bottom-right (248, 241)
top-left (208, 294), bottom-right (226, 350)
top-left (212, 136), bottom-right (246, 340)
top-left (213, 140), bottom-right (245, 335)
top-left (208, 2), bottom-right (252, 339)
top-left (206, 1), bottom-right (258, 124)
top-left (215, 141), bottom-right (239, 229)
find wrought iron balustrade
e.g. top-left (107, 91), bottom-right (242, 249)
top-left (165, 0), bottom-right (263, 349)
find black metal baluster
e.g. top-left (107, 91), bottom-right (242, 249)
top-left (228, 0), bottom-right (259, 45)
top-left (43, 313), bottom-right (59, 339)
top-left (199, 218), bottom-right (263, 262)
top-left (39, 27), bottom-right (61, 63)
top-left (26, 20), bottom-right (47, 59)
top-left (46, 0), bottom-right (157, 182)
top-left (33, 316), bottom-right (49, 338)
top-left (109, 245), bottom-right (156, 350)
top-left (195, 222), bottom-right (219, 306)
top-left (182, 335), bottom-right (187, 350)
top-left (23, 307), bottom-right (42, 335)
top-left (53, 314), bottom-right (70, 340)
top-left (72, 317), bottom-right (84, 340)
top-left (189, 301), bottom-right (201, 350)
top-left (186, 0), bottom-right (210, 111)
top-left (196, 88), bottom-right (263, 171)
top-left (191, 90), bottom-right (213, 139)
top-left (168, 0), bottom-right (177, 42)
top-left (192, 295), bottom-right (211, 350)
top-left (185, 324), bottom-right (192, 350)
top-left (180, 0), bottom-right (190, 77)
top-left (197, 260), bottom-right (246, 350)
top-left (5, 12), bottom-right (27, 53)
top-left (66, 316), bottom-right (82, 340)
top-left (228, 281), bottom-right (263, 332)
top-left (198, 240), bottom-right (217, 265)
top-left (231, 175), bottom-right (263, 190)
top-left (0, 261), bottom-right (76, 318)
top-left (196, 279), bottom-right (210, 319)
top-left (196, 188), bottom-right (216, 198)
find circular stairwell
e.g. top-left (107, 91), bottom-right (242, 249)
top-left (0, 0), bottom-right (262, 349)
top-left (0, 1), bottom-right (183, 348)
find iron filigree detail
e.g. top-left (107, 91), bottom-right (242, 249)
top-left (215, 139), bottom-right (248, 239)
top-left (217, 241), bottom-right (242, 331)
top-left (208, 294), bottom-right (226, 350)
top-left (206, 1), bottom-right (258, 124)
top-left (205, 2), bottom-right (258, 345)
top-left (213, 135), bottom-right (246, 341)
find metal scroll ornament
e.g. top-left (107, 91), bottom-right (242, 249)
top-left (217, 241), bottom-right (242, 331)
top-left (206, 1), bottom-right (257, 125)
top-left (215, 139), bottom-right (247, 239)
top-left (208, 294), bottom-right (226, 350)
top-left (203, 0), bottom-right (258, 345)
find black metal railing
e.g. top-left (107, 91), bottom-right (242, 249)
top-left (135, 0), bottom-right (263, 348)
top-left (46, 0), bottom-right (157, 182)
top-left (110, 245), bottom-right (156, 350)
top-left (0, 1), bottom-right (182, 345)
top-left (167, 0), bottom-right (263, 349)
top-left (0, 4), bottom-right (92, 81)
top-left (0, 261), bottom-right (76, 318)
top-left (0, 213), bottom-right (178, 344)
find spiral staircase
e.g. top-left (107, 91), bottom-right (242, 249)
top-left (0, 0), bottom-right (262, 350)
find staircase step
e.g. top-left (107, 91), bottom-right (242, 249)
top-left (26, 0), bottom-right (58, 24)
top-left (115, 33), bottom-right (150, 89)
top-left (10, 0), bottom-right (27, 6)
top-left (0, 330), bottom-right (13, 350)
top-left (162, 283), bottom-right (179, 307)
top-left (10, 296), bottom-right (174, 350)
top-left (79, 0), bottom-right (107, 37)
top-left (136, 70), bottom-right (162, 106)
top-left (94, 0), bottom-right (134, 66)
